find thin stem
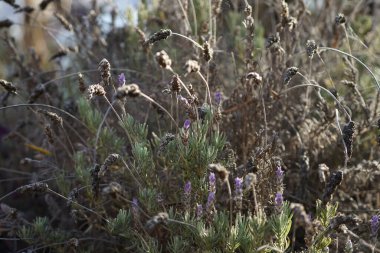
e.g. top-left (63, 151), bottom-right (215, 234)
top-left (319, 47), bottom-right (380, 91)
top-left (335, 109), bottom-right (348, 168)
top-left (176, 0), bottom-right (192, 34)
top-left (171, 32), bottom-right (203, 49)
top-left (120, 157), bottom-right (143, 189)
top-left (139, 92), bottom-right (179, 128)
top-left (196, 71), bottom-right (213, 111)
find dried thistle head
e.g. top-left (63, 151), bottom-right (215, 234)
top-left (145, 29), bottom-right (172, 45)
top-left (335, 13), bottom-right (346, 25)
top-left (115, 84), bottom-right (141, 99)
top-left (0, 79), bottom-right (17, 94)
top-left (343, 121), bottom-right (355, 158)
top-left (98, 58), bottom-right (111, 85)
top-left (203, 41), bottom-right (213, 62)
top-left (184, 59), bottom-right (200, 74)
top-left (88, 84), bottom-right (106, 99)
top-left (283, 67), bottom-right (299, 84)
top-left (306, 40), bottom-right (318, 58)
top-left (155, 50), bottom-right (172, 69)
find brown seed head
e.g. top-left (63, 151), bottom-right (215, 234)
top-left (115, 84), bottom-right (141, 99)
top-left (203, 41), bottom-right (213, 62)
top-left (88, 84), bottom-right (106, 99)
top-left (342, 121), bottom-right (355, 158)
top-left (306, 40), bottom-right (318, 58)
top-left (98, 58), bottom-right (111, 85)
top-left (155, 50), bottom-right (172, 69)
top-left (208, 163), bottom-right (230, 182)
top-left (145, 29), bottom-right (172, 45)
top-left (184, 59), bottom-right (200, 74)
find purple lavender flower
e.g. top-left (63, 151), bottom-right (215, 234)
top-left (276, 165), bottom-right (284, 182)
top-left (184, 181), bottom-right (191, 195)
top-left (209, 172), bottom-right (216, 192)
top-left (196, 204), bottom-right (203, 218)
top-left (371, 215), bottom-right (379, 236)
top-left (184, 119), bottom-right (191, 130)
top-left (275, 192), bottom-right (283, 208)
top-left (234, 177), bottom-right (243, 196)
top-left (214, 91), bottom-right (222, 105)
top-left (118, 73), bottom-right (125, 86)
top-left (206, 191), bottom-right (215, 209)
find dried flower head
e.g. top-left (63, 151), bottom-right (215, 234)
top-left (145, 212), bottom-right (169, 234)
top-left (169, 75), bottom-right (181, 93)
top-left (306, 40), bottom-right (318, 58)
top-left (155, 50), bottom-right (172, 69)
top-left (265, 33), bottom-right (280, 48)
top-left (246, 72), bottom-right (263, 85)
top-left (0, 79), bottom-right (17, 94)
top-left (98, 153), bottom-right (119, 177)
top-left (322, 170), bottom-right (343, 204)
top-left (343, 121), bottom-right (355, 158)
top-left (203, 41), bottom-right (213, 62)
top-left (88, 84), bottom-right (106, 99)
top-left (284, 67), bottom-right (298, 84)
top-left (208, 163), bottom-right (229, 182)
top-left (18, 183), bottom-right (49, 194)
top-left (145, 29), bottom-right (172, 45)
top-left (44, 124), bottom-right (54, 144)
top-left (115, 84), bottom-right (141, 99)
top-left (78, 73), bottom-right (86, 93)
top-left (335, 13), bottom-right (346, 25)
top-left (37, 110), bottom-right (63, 127)
top-left (98, 58), bottom-right (111, 85)
top-left (184, 59), bottom-right (200, 73)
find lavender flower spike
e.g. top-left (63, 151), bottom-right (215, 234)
top-left (215, 91), bottom-right (222, 105)
top-left (118, 73), bottom-right (126, 86)
top-left (234, 177), bottom-right (243, 196)
top-left (206, 191), bottom-right (215, 209)
top-left (275, 192), bottom-right (283, 208)
top-left (196, 204), bottom-right (203, 218)
top-left (209, 172), bottom-right (216, 192)
top-left (184, 181), bottom-right (191, 195)
top-left (371, 215), bottom-right (379, 236)
top-left (184, 119), bottom-right (191, 130)
top-left (276, 165), bottom-right (284, 181)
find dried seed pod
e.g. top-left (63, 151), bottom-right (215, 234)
top-left (0, 79), bottom-right (17, 94)
top-left (342, 121), bottom-right (355, 158)
top-left (208, 163), bottom-right (229, 182)
top-left (144, 29), bottom-right (172, 45)
top-left (203, 41), bottom-right (213, 62)
top-left (283, 67), bottom-right (298, 84)
top-left (155, 50), bottom-right (172, 69)
top-left (98, 58), bottom-right (111, 85)
top-left (98, 153), bottom-right (119, 177)
top-left (37, 109), bottom-right (63, 127)
top-left (18, 183), bottom-right (49, 194)
top-left (322, 170), bottom-right (343, 204)
top-left (0, 19), bottom-right (13, 29)
top-left (115, 84), bottom-right (141, 99)
top-left (184, 59), bottom-right (200, 73)
top-left (306, 40), bottom-right (318, 58)
top-left (335, 13), bottom-right (346, 25)
top-left (54, 12), bottom-right (73, 31)
top-left (78, 73), bottom-right (86, 93)
top-left (88, 84), bottom-right (106, 99)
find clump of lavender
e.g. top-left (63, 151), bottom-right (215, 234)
top-left (183, 181), bottom-right (191, 210)
top-left (371, 215), bottom-right (379, 237)
top-left (234, 177), bottom-right (243, 211)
